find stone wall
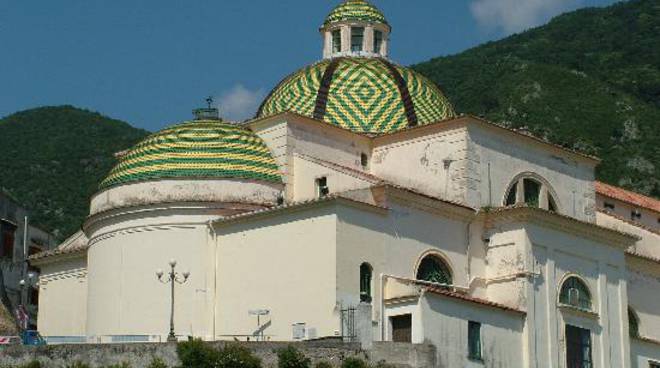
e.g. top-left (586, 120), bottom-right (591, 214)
top-left (0, 341), bottom-right (436, 368)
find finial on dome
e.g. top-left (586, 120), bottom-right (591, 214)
top-left (193, 96), bottom-right (221, 120)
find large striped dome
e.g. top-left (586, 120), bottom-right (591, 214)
top-left (257, 57), bottom-right (455, 134)
top-left (99, 119), bottom-right (281, 189)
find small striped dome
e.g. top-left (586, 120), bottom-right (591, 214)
top-left (100, 120), bottom-right (281, 189)
top-left (257, 57), bottom-right (455, 134)
top-left (324, 0), bottom-right (388, 26)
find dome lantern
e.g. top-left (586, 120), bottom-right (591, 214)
top-left (193, 96), bottom-right (221, 121)
top-left (321, 0), bottom-right (390, 59)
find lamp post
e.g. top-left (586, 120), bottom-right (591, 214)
top-left (156, 259), bottom-right (190, 342)
top-left (18, 272), bottom-right (38, 331)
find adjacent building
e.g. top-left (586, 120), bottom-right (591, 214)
top-left (0, 190), bottom-right (56, 331)
top-left (32, 1), bottom-right (659, 367)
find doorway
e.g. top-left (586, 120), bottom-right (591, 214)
top-left (390, 314), bottom-right (412, 343)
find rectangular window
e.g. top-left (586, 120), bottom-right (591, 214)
top-left (332, 30), bottom-right (342, 53)
top-left (604, 202), bottom-right (615, 211)
top-left (316, 177), bottom-right (329, 198)
top-left (566, 325), bottom-right (592, 368)
top-left (631, 209), bottom-right (642, 221)
top-left (351, 27), bottom-right (364, 52)
top-left (374, 30), bottom-right (383, 53)
top-left (468, 321), bottom-right (482, 361)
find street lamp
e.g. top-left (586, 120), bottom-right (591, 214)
top-left (156, 259), bottom-right (190, 342)
top-left (19, 272), bottom-right (38, 306)
top-left (18, 272), bottom-right (38, 330)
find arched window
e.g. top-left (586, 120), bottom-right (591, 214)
top-left (504, 175), bottom-right (559, 212)
top-left (559, 276), bottom-right (592, 310)
top-left (360, 263), bottom-right (373, 303)
top-left (416, 254), bottom-right (452, 285)
top-left (628, 308), bottom-right (640, 338)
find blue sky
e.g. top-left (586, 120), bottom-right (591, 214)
top-left (0, 0), bottom-right (620, 131)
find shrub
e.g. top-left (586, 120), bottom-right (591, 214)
top-left (147, 358), bottom-right (168, 368)
top-left (314, 362), bottom-right (333, 368)
top-left (341, 358), bottom-right (368, 368)
top-left (276, 345), bottom-right (310, 368)
top-left (371, 361), bottom-right (395, 368)
top-left (20, 362), bottom-right (41, 368)
top-left (103, 364), bottom-right (131, 368)
top-left (64, 362), bottom-right (90, 368)
top-left (176, 339), bottom-right (220, 368)
top-left (216, 344), bottom-right (261, 368)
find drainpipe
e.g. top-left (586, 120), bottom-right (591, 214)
top-left (207, 220), bottom-right (217, 341)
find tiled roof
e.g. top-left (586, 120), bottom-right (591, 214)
top-left (596, 181), bottom-right (660, 213)
top-left (324, 0), bottom-right (388, 26)
top-left (424, 285), bottom-right (525, 315)
top-left (257, 57), bottom-right (455, 134)
top-left (99, 120), bottom-right (281, 189)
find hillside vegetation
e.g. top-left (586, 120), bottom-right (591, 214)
top-left (413, 0), bottom-right (660, 197)
top-left (0, 106), bottom-right (148, 239)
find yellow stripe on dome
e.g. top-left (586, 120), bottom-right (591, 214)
top-left (99, 120), bottom-right (281, 189)
top-left (257, 57), bottom-right (456, 134)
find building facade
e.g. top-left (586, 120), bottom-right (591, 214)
top-left (1, 190), bottom-right (56, 331)
top-left (32, 1), bottom-right (659, 367)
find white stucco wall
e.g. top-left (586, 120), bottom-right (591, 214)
top-left (90, 179), bottom-right (281, 215)
top-left (251, 115), bottom-right (372, 203)
top-left (524, 223), bottom-right (630, 368)
top-left (292, 154), bottom-right (375, 201)
top-left (467, 123), bottom-right (597, 222)
top-left (627, 256), bottom-right (660, 343)
top-left (84, 208), bottom-right (218, 340)
top-left (596, 195), bottom-right (660, 231)
top-left (597, 211), bottom-right (660, 259)
top-left (37, 256), bottom-right (87, 337)
top-left (371, 124), bottom-right (468, 204)
top-left (335, 197), bottom-right (472, 340)
top-left (419, 293), bottom-right (525, 368)
top-left (631, 339), bottom-right (660, 368)
top-left (214, 206), bottom-right (339, 341)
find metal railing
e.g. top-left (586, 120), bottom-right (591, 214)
top-left (43, 335), bottom-right (164, 345)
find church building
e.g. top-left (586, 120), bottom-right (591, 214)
top-left (31, 1), bottom-right (660, 367)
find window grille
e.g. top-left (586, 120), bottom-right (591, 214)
top-left (559, 277), bottom-right (592, 310)
top-left (416, 255), bottom-right (452, 285)
top-left (360, 263), bottom-right (372, 303)
top-left (566, 325), bottom-right (592, 368)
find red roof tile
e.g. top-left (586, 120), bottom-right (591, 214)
top-left (424, 286), bottom-right (525, 314)
top-left (596, 182), bottom-right (660, 213)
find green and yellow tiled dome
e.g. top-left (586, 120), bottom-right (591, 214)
top-left (324, 0), bottom-right (388, 26)
top-left (257, 57), bottom-right (455, 134)
top-left (99, 120), bottom-right (281, 189)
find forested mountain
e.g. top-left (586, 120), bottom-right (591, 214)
top-left (413, 0), bottom-right (660, 197)
top-left (0, 106), bottom-right (148, 239)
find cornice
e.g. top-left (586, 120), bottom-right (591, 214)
top-left (481, 207), bottom-right (638, 250)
